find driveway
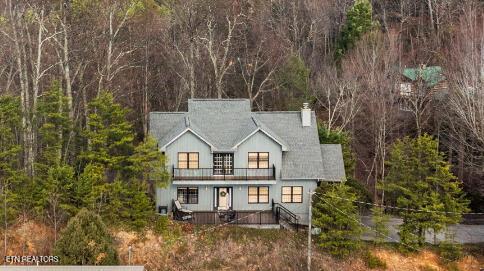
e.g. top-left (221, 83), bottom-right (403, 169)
top-left (360, 216), bottom-right (484, 244)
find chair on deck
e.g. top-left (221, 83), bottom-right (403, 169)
top-left (173, 200), bottom-right (193, 221)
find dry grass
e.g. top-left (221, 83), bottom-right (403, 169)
top-left (0, 220), bottom-right (482, 271)
top-left (0, 219), bottom-right (55, 262)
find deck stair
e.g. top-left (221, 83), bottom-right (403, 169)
top-left (272, 200), bottom-right (300, 231)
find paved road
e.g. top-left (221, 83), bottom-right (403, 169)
top-left (360, 216), bottom-right (484, 244)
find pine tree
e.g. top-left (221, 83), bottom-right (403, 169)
top-left (76, 163), bottom-right (106, 211)
top-left (384, 134), bottom-right (469, 249)
top-left (81, 92), bottom-right (135, 179)
top-left (97, 179), bottom-right (153, 231)
top-left (371, 206), bottom-right (389, 245)
top-left (37, 165), bottom-right (77, 242)
top-left (275, 55), bottom-right (311, 110)
top-left (36, 81), bottom-right (71, 175)
top-left (54, 209), bottom-right (118, 265)
top-left (312, 182), bottom-right (364, 257)
top-left (0, 96), bottom-right (29, 225)
top-left (128, 135), bottom-right (170, 191)
top-left (336, 0), bottom-right (375, 59)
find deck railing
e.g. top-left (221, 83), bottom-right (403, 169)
top-left (172, 165), bottom-right (276, 180)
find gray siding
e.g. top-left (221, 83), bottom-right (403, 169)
top-left (156, 179), bottom-right (317, 225)
top-left (234, 131), bottom-right (282, 179)
top-left (165, 131), bottom-right (212, 172)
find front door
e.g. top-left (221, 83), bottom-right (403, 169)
top-left (215, 187), bottom-right (232, 210)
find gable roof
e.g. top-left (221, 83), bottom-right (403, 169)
top-left (232, 116), bottom-right (289, 151)
top-left (320, 144), bottom-right (346, 181)
top-left (402, 66), bottom-right (445, 87)
top-left (158, 117), bottom-right (216, 151)
top-left (149, 99), bottom-right (343, 180)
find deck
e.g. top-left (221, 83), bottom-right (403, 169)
top-left (190, 210), bottom-right (277, 225)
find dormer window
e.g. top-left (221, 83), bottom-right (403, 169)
top-left (248, 152), bottom-right (269, 168)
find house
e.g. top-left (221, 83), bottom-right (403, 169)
top-left (149, 99), bottom-right (346, 226)
top-left (399, 65), bottom-right (448, 110)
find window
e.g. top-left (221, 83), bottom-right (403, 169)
top-left (213, 153), bottom-right (233, 175)
top-left (248, 186), bottom-right (269, 203)
top-left (177, 187), bottom-right (198, 204)
top-left (178, 152), bottom-right (199, 169)
top-left (399, 83), bottom-right (413, 97)
top-left (282, 186), bottom-right (303, 203)
top-left (248, 152), bottom-right (269, 168)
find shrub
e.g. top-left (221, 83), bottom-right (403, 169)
top-left (439, 241), bottom-right (463, 262)
top-left (54, 209), bottom-right (118, 265)
top-left (363, 251), bottom-right (387, 269)
top-left (153, 215), bottom-right (169, 235)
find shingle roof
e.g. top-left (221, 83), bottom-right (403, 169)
top-left (149, 99), bottom-right (345, 180)
top-left (402, 66), bottom-right (445, 87)
top-left (320, 144), bottom-right (346, 181)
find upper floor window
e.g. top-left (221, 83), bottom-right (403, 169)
top-left (178, 152), bottom-right (199, 169)
top-left (213, 153), bottom-right (233, 175)
top-left (282, 186), bottom-right (303, 203)
top-left (248, 186), bottom-right (269, 203)
top-left (248, 152), bottom-right (269, 168)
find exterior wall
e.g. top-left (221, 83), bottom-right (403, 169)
top-left (158, 128), bottom-right (316, 225)
top-left (156, 179), bottom-right (318, 225)
top-left (165, 131), bottom-right (212, 173)
top-left (272, 179), bottom-right (318, 225)
top-left (234, 131), bottom-right (282, 179)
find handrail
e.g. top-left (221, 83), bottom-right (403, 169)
top-left (272, 200), bottom-right (299, 230)
top-left (172, 165), bottom-right (276, 180)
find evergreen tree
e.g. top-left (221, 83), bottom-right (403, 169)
top-left (384, 134), bottom-right (469, 249)
top-left (100, 179), bottom-right (153, 231)
top-left (0, 96), bottom-right (29, 224)
top-left (76, 163), bottom-right (106, 211)
top-left (371, 206), bottom-right (389, 245)
top-left (37, 165), bottom-right (77, 241)
top-left (54, 209), bottom-right (118, 265)
top-left (312, 182), bottom-right (364, 257)
top-left (275, 55), bottom-right (311, 110)
top-left (128, 135), bottom-right (170, 191)
top-left (336, 0), bottom-right (375, 59)
top-left (318, 124), bottom-right (371, 202)
top-left (81, 92), bottom-right (135, 179)
top-left (36, 81), bottom-right (71, 174)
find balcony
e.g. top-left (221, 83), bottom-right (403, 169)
top-left (172, 165), bottom-right (276, 181)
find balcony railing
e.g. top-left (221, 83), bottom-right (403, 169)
top-left (172, 165), bottom-right (276, 181)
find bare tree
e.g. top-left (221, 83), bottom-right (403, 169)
top-left (447, 3), bottom-right (484, 177)
top-left (200, 11), bottom-right (241, 98)
top-left (314, 68), bottom-right (361, 134)
top-left (237, 36), bottom-right (280, 109)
